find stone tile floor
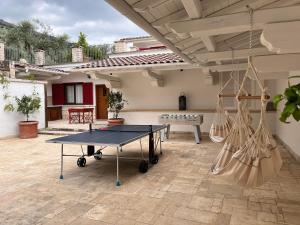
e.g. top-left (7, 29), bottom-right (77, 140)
top-left (0, 134), bottom-right (300, 225)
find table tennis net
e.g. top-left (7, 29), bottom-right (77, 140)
top-left (99, 125), bottom-right (157, 133)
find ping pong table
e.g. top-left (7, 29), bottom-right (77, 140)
top-left (47, 124), bottom-right (166, 186)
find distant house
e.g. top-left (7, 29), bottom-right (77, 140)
top-left (44, 36), bottom-right (194, 122)
top-left (1, 34), bottom-right (270, 135)
top-left (42, 35), bottom-right (269, 135)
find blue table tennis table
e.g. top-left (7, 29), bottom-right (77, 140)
top-left (47, 124), bottom-right (166, 186)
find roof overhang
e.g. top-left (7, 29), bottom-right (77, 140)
top-left (105, 0), bottom-right (194, 65)
top-left (14, 63), bottom-right (69, 81)
top-left (69, 61), bottom-right (198, 74)
top-left (105, 0), bottom-right (300, 76)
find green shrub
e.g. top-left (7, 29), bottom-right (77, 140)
top-left (273, 76), bottom-right (300, 123)
top-left (15, 94), bottom-right (41, 121)
top-left (107, 91), bottom-right (127, 119)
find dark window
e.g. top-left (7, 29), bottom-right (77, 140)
top-left (65, 83), bottom-right (83, 104)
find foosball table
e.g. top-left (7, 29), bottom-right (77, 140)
top-left (159, 114), bottom-right (203, 144)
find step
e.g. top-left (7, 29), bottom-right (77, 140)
top-left (38, 129), bottom-right (79, 136)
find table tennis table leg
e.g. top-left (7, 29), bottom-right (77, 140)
top-left (116, 146), bottom-right (121, 186)
top-left (160, 135), bottom-right (162, 155)
top-left (60, 144), bottom-right (64, 179)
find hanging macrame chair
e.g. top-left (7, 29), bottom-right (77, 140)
top-left (209, 47), bottom-right (253, 144)
top-left (209, 96), bottom-right (233, 143)
top-left (209, 70), bottom-right (240, 143)
top-left (211, 8), bottom-right (282, 187)
top-left (209, 62), bottom-right (248, 143)
top-left (212, 57), bottom-right (282, 187)
top-left (211, 69), bottom-right (254, 174)
top-left (211, 100), bottom-right (253, 174)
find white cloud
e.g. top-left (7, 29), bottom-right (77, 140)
top-left (0, 0), bottom-right (148, 44)
top-left (30, 1), bottom-right (66, 23)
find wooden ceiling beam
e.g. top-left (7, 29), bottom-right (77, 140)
top-left (181, 0), bottom-right (203, 19)
top-left (152, 9), bottom-right (187, 28)
top-left (200, 35), bottom-right (216, 52)
top-left (142, 70), bottom-right (164, 87)
top-left (133, 0), bottom-right (165, 12)
top-left (261, 21), bottom-right (300, 54)
top-left (253, 53), bottom-right (300, 73)
top-left (207, 63), bottom-right (248, 72)
top-left (195, 47), bottom-right (271, 62)
top-left (182, 42), bottom-right (205, 54)
top-left (168, 5), bottom-right (300, 36)
top-left (86, 71), bottom-right (121, 88)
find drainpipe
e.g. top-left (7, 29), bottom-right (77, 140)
top-left (105, 0), bottom-right (194, 65)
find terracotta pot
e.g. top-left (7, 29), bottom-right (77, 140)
top-left (107, 118), bottom-right (125, 126)
top-left (19, 121), bottom-right (38, 139)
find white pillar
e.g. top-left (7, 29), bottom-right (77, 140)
top-left (72, 47), bottom-right (83, 63)
top-left (0, 42), bottom-right (4, 61)
top-left (34, 50), bottom-right (45, 66)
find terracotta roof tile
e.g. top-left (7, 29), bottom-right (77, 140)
top-left (14, 62), bottom-right (68, 74)
top-left (75, 53), bottom-right (184, 69)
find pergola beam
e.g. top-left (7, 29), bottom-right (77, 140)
top-left (207, 63), bottom-right (248, 72)
top-left (200, 35), bottom-right (216, 52)
top-left (195, 47), bottom-right (271, 62)
top-left (181, 0), bottom-right (202, 19)
top-left (261, 21), bottom-right (300, 54)
top-left (253, 53), bottom-right (300, 73)
top-left (132, 0), bottom-right (163, 12)
top-left (205, 54), bottom-right (300, 73)
top-left (142, 70), bottom-right (164, 87)
top-left (181, 0), bottom-right (216, 53)
top-left (86, 71), bottom-right (121, 88)
top-left (152, 9), bottom-right (187, 28)
top-left (168, 5), bottom-right (300, 36)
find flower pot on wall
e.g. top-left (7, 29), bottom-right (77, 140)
top-left (107, 118), bottom-right (125, 126)
top-left (19, 121), bottom-right (38, 139)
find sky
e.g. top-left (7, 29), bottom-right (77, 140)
top-left (0, 0), bottom-right (148, 44)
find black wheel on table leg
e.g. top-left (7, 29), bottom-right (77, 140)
top-left (94, 150), bottom-right (102, 160)
top-left (81, 157), bottom-right (86, 167)
top-left (77, 157), bottom-right (86, 167)
top-left (139, 160), bottom-right (148, 173)
top-left (150, 154), bottom-right (159, 164)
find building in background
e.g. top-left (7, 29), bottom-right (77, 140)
top-left (114, 36), bottom-right (165, 53)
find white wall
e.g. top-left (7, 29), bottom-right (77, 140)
top-left (117, 111), bottom-right (276, 134)
top-left (0, 79), bottom-right (46, 138)
top-left (48, 68), bottom-right (277, 134)
top-left (119, 69), bottom-right (219, 110)
top-left (275, 78), bottom-right (300, 158)
top-left (115, 69), bottom-right (276, 133)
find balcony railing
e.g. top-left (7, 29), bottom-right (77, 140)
top-left (4, 46), bottom-right (106, 66)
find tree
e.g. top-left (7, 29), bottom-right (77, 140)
top-left (76, 32), bottom-right (88, 49)
top-left (6, 20), bottom-right (36, 52)
top-left (0, 28), bottom-right (8, 42)
top-left (5, 20), bottom-right (70, 53)
top-left (108, 91), bottom-right (127, 119)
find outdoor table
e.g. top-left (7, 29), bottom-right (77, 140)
top-left (68, 108), bottom-right (94, 124)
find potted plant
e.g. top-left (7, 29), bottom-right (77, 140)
top-left (273, 76), bottom-right (300, 123)
top-left (15, 94), bottom-right (41, 138)
top-left (107, 90), bottom-right (127, 126)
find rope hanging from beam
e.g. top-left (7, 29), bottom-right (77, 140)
top-left (211, 7), bottom-right (282, 187)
